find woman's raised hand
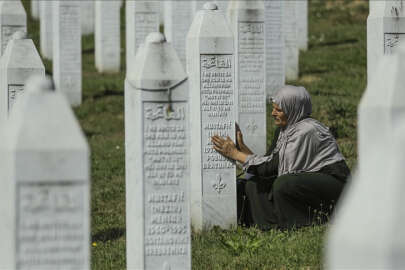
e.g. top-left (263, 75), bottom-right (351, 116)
top-left (211, 134), bottom-right (249, 164)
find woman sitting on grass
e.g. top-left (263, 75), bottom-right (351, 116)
top-left (211, 85), bottom-right (350, 230)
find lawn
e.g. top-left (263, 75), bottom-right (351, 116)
top-left (23, 0), bottom-right (367, 269)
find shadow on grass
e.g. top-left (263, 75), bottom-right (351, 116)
top-left (92, 89), bottom-right (124, 100)
top-left (92, 227), bottom-right (125, 243)
top-left (311, 38), bottom-right (358, 48)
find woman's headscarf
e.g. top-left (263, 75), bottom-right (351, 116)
top-left (244, 85), bottom-right (345, 176)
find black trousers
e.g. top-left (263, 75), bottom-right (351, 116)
top-left (237, 172), bottom-right (345, 230)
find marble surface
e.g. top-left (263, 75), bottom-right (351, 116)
top-left (187, 2), bottom-right (237, 231)
top-left (95, 0), bottom-right (120, 73)
top-left (0, 0), bottom-right (27, 56)
top-left (296, 0), bottom-right (308, 51)
top-left (31, 0), bottom-right (39, 20)
top-left (0, 32), bottom-right (45, 133)
top-left (40, 0), bottom-right (53, 60)
top-left (125, 32), bottom-right (191, 270)
top-left (283, 0), bottom-right (299, 80)
top-left (81, 1), bottom-right (95, 35)
top-left (53, 0), bottom-right (82, 106)
top-left (228, 0), bottom-right (266, 156)
top-left (0, 75), bottom-right (90, 270)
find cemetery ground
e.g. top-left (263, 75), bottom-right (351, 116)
top-left (24, 0), bottom-right (366, 269)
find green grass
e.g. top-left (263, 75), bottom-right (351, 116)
top-left (23, 0), bottom-right (368, 269)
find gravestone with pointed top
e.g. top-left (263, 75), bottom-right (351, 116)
top-left (228, 0), bottom-right (266, 155)
top-left (187, 2), bottom-right (237, 230)
top-left (31, 0), bottom-right (39, 20)
top-left (95, 0), bottom-right (121, 73)
top-left (326, 43), bottom-right (405, 269)
top-left (265, 0), bottom-right (285, 98)
top-left (367, 0), bottom-right (405, 82)
top-left (283, 0), bottom-right (299, 80)
top-left (125, 32), bottom-right (191, 270)
top-left (0, 0), bottom-right (27, 56)
top-left (296, 0), bottom-right (308, 51)
top-left (0, 75), bottom-right (90, 270)
top-left (192, 1), bottom-right (228, 16)
top-left (126, 1), bottom-right (160, 73)
top-left (0, 31), bottom-right (45, 130)
top-left (164, 1), bottom-right (193, 67)
top-left (40, 0), bottom-right (53, 60)
top-left (53, 0), bottom-right (82, 106)
top-left (81, 1), bottom-right (95, 35)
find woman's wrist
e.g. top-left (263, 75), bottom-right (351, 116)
top-left (232, 150), bottom-right (248, 164)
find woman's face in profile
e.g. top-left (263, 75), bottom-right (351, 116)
top-left (271, 103), bottom-right (288, 127)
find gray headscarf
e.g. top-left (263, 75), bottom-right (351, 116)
top-left (243, 85), bottom-right (345, 176)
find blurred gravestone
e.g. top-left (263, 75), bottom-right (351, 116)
top-left (81, 1), bottom-right (95, 35)
top-left (0, 0), bottom-right (27, 56)
top-left (125, 32), bottom-right (191, 270)
top-left (265, 0), bottom-right (285, 98)
top-left (126, 1), bottom-right (160, 73)
top-left (53, 0), bottom-right (82, 106)
top-left (228, 0), bottom-right (266, 155)
top-left (0, 75), bottom-right (90, 270)
top-left (40, 0), bottom-right (53, 60)
top-left (283, 0), bottom-right (299, 80)
top-left (326, 44), bottom-right (405, 269)
top-left (192, 1), bottom-right (228, 16)
top-left (31, 0), bottom-right (39, 20)
top-left (95, 0), bottom-right (120, 73)
top-left (0, 32), bottom-right (45, 130)
top-left (367, 0), bottom-right (405, 82)
top-left (187, 2), bottom-right (237, 230)
top-left (296, 0), bottom-right (308, 51)
top-left (164, 0), bottom-right (193, 67)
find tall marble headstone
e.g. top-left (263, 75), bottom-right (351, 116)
top-left (31, 0), bottom-right (39, 20)
top-left (0, 32), bottom-right (45, 130)
top-left (40, 0), bottom-right (53, 60)
top-left (367, 1), bottom-right (405, 82)
top-left (81, 1), bottom-right (95, 35)
top-left (95, 0), bottom-right (121, 73)
top-left (187, 2), bottom-right (237, 230)
top-left (0, 75), bottom-right (90, 270)
top-left (283, 0), bottom-right (299, 80)
top-left (125, 32), bottom-right (191, 270)
top-left (265, 0), bottom-right (285, 98)
top-left (53, 0), bottom-right (82, 106)
top-left (326, 44), bottom-right (405, 269)
top-left (0, 0), bottom-right (27, 56)
top-left (164, 1), bottom-right (193, 67)
top-left (228, 0), bottom-right (266, 155)
top-left (126, 1), bottom-right (160, 72)
top-left (296, 0), bottom-right (308, 51)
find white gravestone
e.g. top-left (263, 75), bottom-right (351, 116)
top-left (95, 0), bottom-right (120, 73)
top-left (296, 0), bottom-right (308, 51)
top-left (40, 0), bottom-right (53, 60)
top-left (81, 1), bottom-right (95, 35)
top-left (326, 44), bottom-right (405, 268)
top-left (126, 1), bottom-right (160, 73)
top-left (0, 0), bottom-right (27, 57)
top-left (283, 0), bottom-right (299, 80)
top-left (187, 2), bottom-right (237, 230)
top-left (228, 0), bottom-right (266, 155)
top-left (0, 75), bottom-right (90, 270)
top-left (265, 0), bottom-right (285, 98)
top-left (125, 32), bottom-right (191, 270)
top-left (0, 32), bottom-right (45, 131)
top-left (164, 1), bottom-right (193, 67)
top-left (31, 0), bottom-right (39, 20)
top-left (53, 0), bottom-right (82, 106)
top-left (367, 1), bottom-right (405, 83)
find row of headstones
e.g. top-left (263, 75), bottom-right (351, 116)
top-left (30, 0), bottom-right (308, 96)
top-left (326, 1), bottom-right (405, 269)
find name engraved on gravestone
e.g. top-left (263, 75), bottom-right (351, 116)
top-left (238, 22), bottom-right (265, 115)
top-left (143, 102), bottom-right (190, 263)
top-left (8, 84), bottom-right (24, 112)
top-left (135, 12), bottom-right (159, 53)
top-left (384, 33), bottom-right (405, 54)
top-left (17, 183), bottom-right (86, 269)
top-left (200, 55), bottom-right (235, 195)
top-left (2, 26), bottom-right (25, 53)
top-left (59, 4), bottom-right (80, 93)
